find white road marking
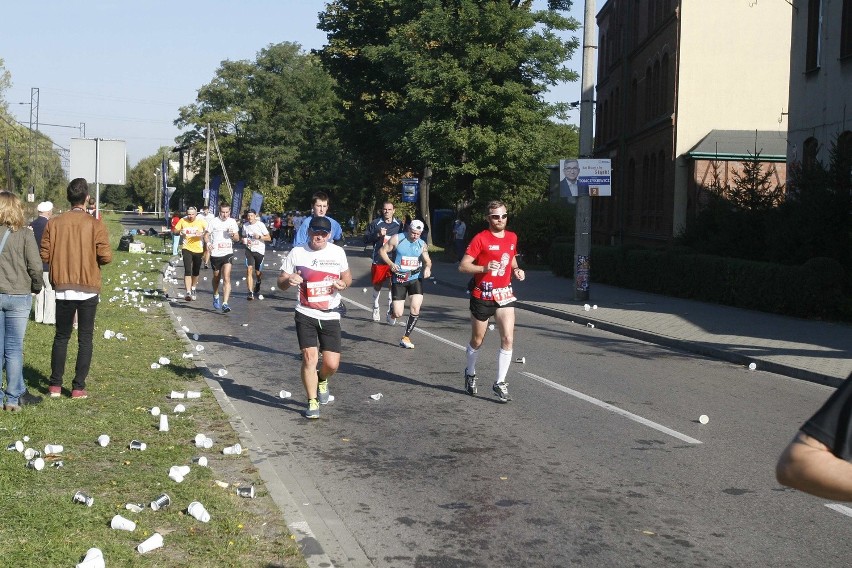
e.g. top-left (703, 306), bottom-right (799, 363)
top-left (519, 371), bottom-right (702, 444)
top-left (825, 503), bottom-right (852, 517)
top-left (345, 296), bottom-right (702, 444)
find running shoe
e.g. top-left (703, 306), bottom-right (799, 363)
top-left (305, 398), bottom-right (320, 419)
top-left (399, 336), bottom-right (414, 349)
top-left (71, 389), bottom-right (89, 400)
top-left (372, 307), bottom-right (380, 322)
top-left (221, 303), bottom-right (231, 313)
top-left (317, 379), bottom-right (330, 405)
top-left (185, 292), bottom-right (192, 301)
top-left (386, 311), bottom-right (397, 326)
top-left (191, 288), bottom-right (197, 301)
top-left (212, 297), bottom-right (221, 310)
top-left (247, 293), bottom-right (254, 301)
top-left (492, 381), bottom-right (510, 403)
top-left (48, 385), bottom-right (61, 398)
top-left (464, 370), bottom-right (477, 396)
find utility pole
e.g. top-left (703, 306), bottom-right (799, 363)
top-left (27, 87), bottom-right (39, 200)
top-left (573, 0), bottom-right (596, 301)
top-left (204, 124), bottom-right (210, 207)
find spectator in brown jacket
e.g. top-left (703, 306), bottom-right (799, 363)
top-left (40, 178), bottom-right (112, 399)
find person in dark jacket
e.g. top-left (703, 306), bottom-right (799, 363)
top-left (30, 201), bottom-right (55, 325)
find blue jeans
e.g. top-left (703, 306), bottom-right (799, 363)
top-left (0, 294), bottom-right (33, 406)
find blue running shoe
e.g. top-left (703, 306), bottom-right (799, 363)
top-left (212, 297), bottom-right (221, 310)
top-left (221, 303), bottom-right (231, 313)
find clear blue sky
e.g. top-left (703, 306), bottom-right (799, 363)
top-left (3, 0), bottom-right (586, 167)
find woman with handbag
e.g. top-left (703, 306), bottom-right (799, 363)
top-left (0, 191), bottom-right (44, 411)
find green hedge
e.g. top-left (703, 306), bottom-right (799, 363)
top-left (549, 243), bottom-right (847, 320)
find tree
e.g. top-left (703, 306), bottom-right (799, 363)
top-left (726, 152), bottom-right (784, 211)
top-left (175, 42), bottom-right (362, 214)
top-left (318, 0), bottom-right (580, 210)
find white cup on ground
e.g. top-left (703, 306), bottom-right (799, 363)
top-left (191, 456), bottom-right (208, 467)
top-left (174, 404), bottom-right (186, 413)
top-left (158, 357), bottom-right (171, 365)
top-left (186, 390), bottom-right (201, 399)
top-left (236, 485), bottom-right (255, 498)
top-left (26, 457), bottom-right (45, 470)
top-left (279, 390), bottom-right (291, 399)
top-left (137, 532), bottom-right (164, 553)
top-left (222, 443), bottom-right (242, 455)
top-left (170, 391), bottom-right (185, 399)
top-left (75, 547), bottom-right (105, 568)
top-left (44, 444), bottom-right (63, 454)
top-left (159, 414), bottom-right (169, 432)
top-left (150, 406), bottom-right (161, 416)
top-left (97, 434), bottom-right (110, 447)
top-left (187, 501), bottom-right (211, 523)
top-left (24, 448), bottom-right (41, 460)
top-left (110, 514), bottom-right (136, 531)
top-left (170, 465), bottom-right (190, 477)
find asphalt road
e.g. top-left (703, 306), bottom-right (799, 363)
top-left (161, 244), bottom-right (849, 568)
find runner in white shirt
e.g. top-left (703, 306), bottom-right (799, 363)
top-left (204, 203), bottom-right (240, 313)
top-left (242, 209), bottom-right (271, 301)
top-left (277, 215), bottom-right (352, 419)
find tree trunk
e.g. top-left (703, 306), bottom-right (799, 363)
top-left (272, 162), bottom-right (279, 187)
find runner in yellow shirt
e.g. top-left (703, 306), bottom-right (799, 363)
top-left (173, 206), bottom-right (208, 301)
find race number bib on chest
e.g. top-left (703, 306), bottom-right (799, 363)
top-left (491, 285), bottom-right (516, 306)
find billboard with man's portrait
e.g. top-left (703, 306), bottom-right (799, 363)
top-left (556, 158), bottom-right (612, 200)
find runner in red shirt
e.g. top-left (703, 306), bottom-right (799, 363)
top-left (458, 200), bottom-right (525, 402)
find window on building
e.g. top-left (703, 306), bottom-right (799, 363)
top-left (806, 0), bottom-right (822, 71)
top-left (802, 137), bottom-right (819, 171)
top-left (841, 0), bottom-right (852, 58)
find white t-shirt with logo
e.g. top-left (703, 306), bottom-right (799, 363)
top-left (280, 243), bottom-right (349, 321)
top-left (206, 216), bottom-right (240, 257)
top-left (242, 220), bottom-right (270, 255)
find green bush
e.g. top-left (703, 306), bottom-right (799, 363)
top-left (511, 201), bottom-right (574, 265)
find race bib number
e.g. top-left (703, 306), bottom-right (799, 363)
top-left (492, 285), bottom-right (516, 306)
top-left (400, 256), bottom-right (419, 269)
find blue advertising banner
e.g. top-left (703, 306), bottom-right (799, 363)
top-left (208, 175), bottom-right (222, 216)
top-left (401, 178), bottom-right (419, 203)
top-left (230, 180), bottom-right (245, 219)
top-left (249, 191), bottom-right (264, 213)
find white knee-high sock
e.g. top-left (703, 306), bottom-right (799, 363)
top-left (466, 344), bottom-right (480, 375)
top-left (372, 290), bottom-right (381, 308)
top-left (497, 349), bottom-right (512, 383)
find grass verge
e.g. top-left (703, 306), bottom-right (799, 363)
top-left (0, 214), bottom-right (305, 567)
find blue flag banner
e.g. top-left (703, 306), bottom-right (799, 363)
top-left (230, 180), bottom-right (245, 219)
top-left (401, 178), bottom-right (419, 203)
top-left (161, 157), bottom-right (169, 223)
top-left (208, 175), bottom-right (222, 215)
top-left (249, 191), bottom-right (264, 213)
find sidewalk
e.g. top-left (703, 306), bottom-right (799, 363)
top-left (427, 257), bottom-right (852, 387)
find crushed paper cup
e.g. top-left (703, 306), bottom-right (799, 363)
top-left (217, 368), bottom-right (227, 377)
top-left (103, 330), bottom-right (115, 339)
top-left (370, 393), bottom-right (383, 401)
top-left (182, 352), bottom-right (194, 359)
top-left (125, 503), bottom-right (145, 513)
top-left (181, 325), bottom-right (190, 332)
top-left (222, 443), bottom-right (242, 455)
top-left (279, 390), bottom-right (292, 399)
top-left (158, 357), bottom-right (170, 365)
top-left (515, 357), bottom-right (526, 364)
top-left (257, 295), bottom-right (264, 300)
top-left (193, 334), bottom-right (199, 341)
top-left (583, 304), bottom-right (591, 311)
top-left (214, 480), bottom-right (229, 489)
top-left (191, 456), bottom-right (208, 467)
top-left (174, 404), bottom-right (186, 413)
top-left (150, 406), bottom-right (161, 416)
top-left (748, 362), bottom-right (757, 371)
top-left (24, 448), bottom-right (41, 460)
top-left (195, 345), bottom-right (204, 352)
top-left (170, 465), bottom-right (190, 477)
top-left (488, 324), bottom-right (495, 331)
top-left (97, 434), bottom-right (110, 447)
top-left (150, 363), bottom-right (161, 369)
top-left (592, 304), bottom-right (598, 309)
top-left (26, 457), bottom-right (45, 470)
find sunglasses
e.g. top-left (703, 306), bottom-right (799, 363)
top-left (309, 228), bottom-right (330, 235)
top-left (489, 214), bottom-right (508, 220)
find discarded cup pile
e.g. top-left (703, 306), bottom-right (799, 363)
top-left (6, 383), bottom-right (261, 563)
